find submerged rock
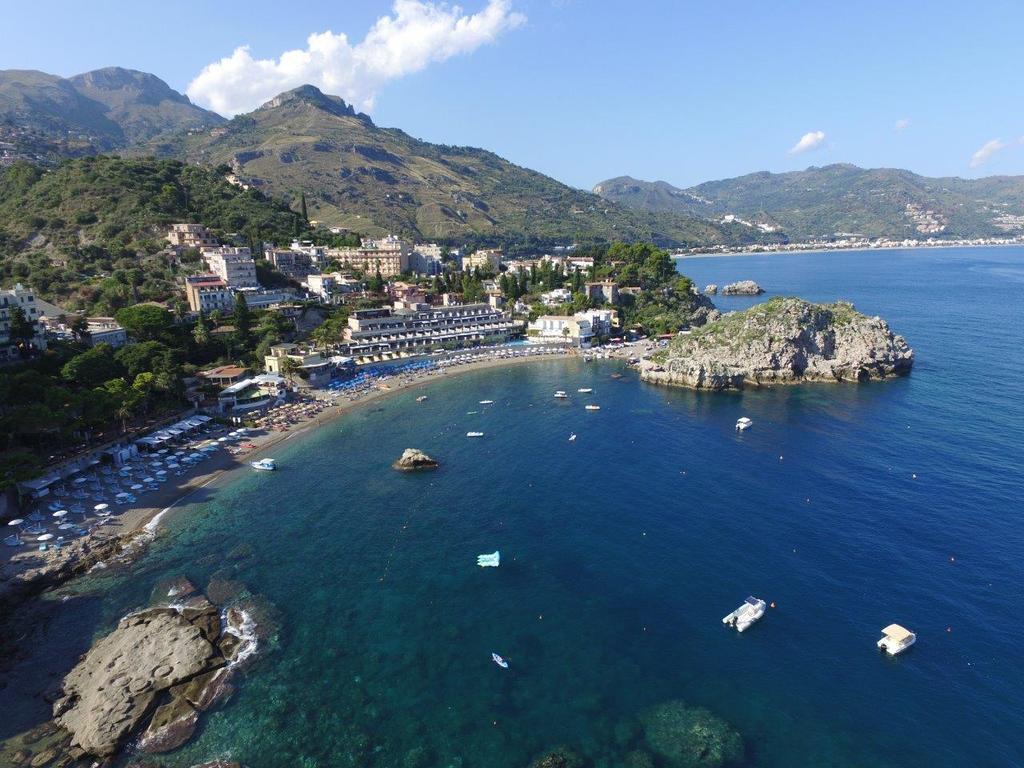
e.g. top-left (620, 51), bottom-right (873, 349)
top-left (528, 746), bottom-right (587, 768)
top-left (720, 280), bottom-right (764, 295)
top-left (393, 448), bottom-right (440, 471)
top-left (640, 297), bottom-right (913, 391)
top-left (640, 700), bottom-right (743, 768)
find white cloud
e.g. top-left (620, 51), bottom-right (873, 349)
top-left (894, 118), bottom-right (910, 132)
top-left (969, 138), bottom-right (1008, 168)
top-left (788, 130), bottom-right (826, 155)
top-left (187, 0), bottom-right (526, 116)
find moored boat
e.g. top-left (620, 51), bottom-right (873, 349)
top-left (466, 431), bottom-right (485, 438)
top-left (736, 417), bottom-right (753, 431)
top-left (877, 624), bottom-right (916, 656)
top-left (554, 391), bottom-right (568, 399)
top-left (479, 400), bottom-right (494, 405)
top-left (585, 404), bottom-right (601, 411)
top-left (722, 596), bottom-right (766, 632)
top-left (251, 458), bottom-right (277, 471)
top-left (578, 387), bottom-right (593, 393)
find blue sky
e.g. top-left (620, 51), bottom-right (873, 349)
top-left (3, 0), bottom-right (1023, 188)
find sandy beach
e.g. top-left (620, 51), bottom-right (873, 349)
top-left (0, 348), bottom-right (577, 604)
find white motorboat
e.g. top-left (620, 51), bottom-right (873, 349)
top-left (251, 458), bottom-right (277, 471)
top-left (554, 391), bottom-right (569, 399)
top-left (569, 433), bottom-right (577, 442)
top-left (416, 395), bottom-right (428, 402)
top-left (877, 624), bottom-right (916, 656)
top-left (722, 596), bottom-right (766, 632)
top-left (477, 551), bottom-right (500, 567)
top-left (466, 431), bottom-right (485, 438)
top-left (735, 417), bottom-right (753, 431)
top-left (577, 387), bottom-right (593, 393)
top-left (492, 652), bottom-right (509, 669)
top-left (479, 400), bottom-right (495, 405)
top-left (585, 404), bottom-right (601, 411)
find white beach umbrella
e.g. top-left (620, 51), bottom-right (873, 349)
top-left (37, 533), bottom-right (54, 541)
top-left (52, 510), bottom-right (69, 519)
top-left (8, 518), bottom-right (24, 527)
top-left (94, 503), bottom-right (109, 512)
top-left (131, 484), bottom-right (144, 490)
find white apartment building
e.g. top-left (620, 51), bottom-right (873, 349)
top-left (203, 247), bottom-right (259, 289)
top-left (1, 283), bottom-right (48, 361)
top-left (184, 275), bottom-right (235, 314)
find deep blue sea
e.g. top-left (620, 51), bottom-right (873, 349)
top-left (2, 247), bottom-right (1023, 768)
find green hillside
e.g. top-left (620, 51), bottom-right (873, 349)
top-left (594, 165), bottom-right (1024, 240)
top-left (0, 156), bottom-right (302, 313)
top-left (151, 85), bottom-right (746, 250)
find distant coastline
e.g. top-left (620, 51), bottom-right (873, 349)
top-left (676, 238), bottom-right (1023, 259)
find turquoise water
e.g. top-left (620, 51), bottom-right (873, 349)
top-left (2, 246), bottom-right (1024, 767)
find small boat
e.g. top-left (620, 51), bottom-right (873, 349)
top-left (877, 624), bottom-right (916, 656)
top-left (416, 395), bottom-right (428, 402)
top-left (251, 458), bottom-right (277, 471)
top-left (492, 652), bottom-right (509, 669)
top-left (554, 391), bottom-right (569, 399)
top-left (569, 433), bottom-right (577, 442)
top-left (477, 551), bottom-right (500, 567)
top-left (467, 410), bottom-right (479, 415)
top-left (466, 431), bottom-right (485, 438)
top-left (585, 405), bottom-right (601, 411)
top-left (722, 596), bottom-right (766, 632)
top-left (736, 417), bottom-right (753, 431)
top-left (479, 400), bottom-right (495, 405)
top-left (577, 387), bottom-right (593, 393)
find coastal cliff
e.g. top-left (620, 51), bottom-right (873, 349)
top-left (639, 297), bottom-right (913, 390)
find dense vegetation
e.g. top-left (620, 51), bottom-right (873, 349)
top-left (594, 166), bottom-right (1024, 241)
top-left (0, 296), bottom-right (331, 490)
top-left (0, 156), bottom-right (305, 313)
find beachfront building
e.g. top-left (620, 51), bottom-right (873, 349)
top-left (462, 248), bottom-right (502, 273)
top-left (263, 344), bottom-right (332, 385)
top-left (1, 283), bottom-right (48, 361)
top-left (203, 247), bottom-right (259, 289)
top-left (343, 301), bottom-right (522, 360)
top-left (305, 272), bottom-right (362, 304)
top-left (217, 373), bottom-right (288, 413)
top-left (236, 288), bottom-right (295, 310)
top-left (184, 275), bottom-right (234, 314)
top-left (327, 235), bottom-right (412, 278)
top-left (527, 308), bottom-right (615, 348)
top-left (166, 223), bottom-right (219, 250)
top-left (198, 365), bottom-right (248, 387)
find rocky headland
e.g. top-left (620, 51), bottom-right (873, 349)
top-left (28, 576), bottom-right (272, 764)
top-left (640, 297), bottom-right (913, 390)
top-left (720, 280), bottom-right (764, 295)
top-left (392, 448), bottom-right (439, 471)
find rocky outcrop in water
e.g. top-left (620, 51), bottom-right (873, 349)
top-left (393, 448), bottom-right (439, 471)
top-left (528, 747), bottom-right (587, 768)
top-left (640, 297), bottom-right (913, 391)
top-left (703, 284), bottom-right (718, 295)
top-left (51, 578), bottom-right (261, 759)
top-left (721, 280), bottom-right (764, 295)
top-left (640, 700), bottom-right (743, 768)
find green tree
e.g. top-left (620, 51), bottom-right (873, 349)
top-left (7, 306), bottom-right (35, 355)
top-left (61, 344), bottom-right (124, 388)
top-left (233, 292), bottom-right (253, 345)
top-left (115, 304), bottom-right (173, 342)
top-left (193, 311), bottom-right (211, 346)
top-left (70, 315), bottom-right (90, 343)
top-left (300, 192), bottom-right (308, 222)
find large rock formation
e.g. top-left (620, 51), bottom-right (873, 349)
top-left (393, 448), bottom-right (439, 471)
top-left (52, 580), bottom-right (258, 759)
top-left (640, 700), bottom-right (743, 768)
top-left (721, 280), bottom-right (764, 295)
top-left (640, 297), bottom-right (913, 390)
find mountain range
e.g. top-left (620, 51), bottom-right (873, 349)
top-left (593, 167), bottom-right (1024, 241)
top-left (0, 67), bottom-right (223, 156)
top-left (3, 65), bottom-right (1023, 247)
